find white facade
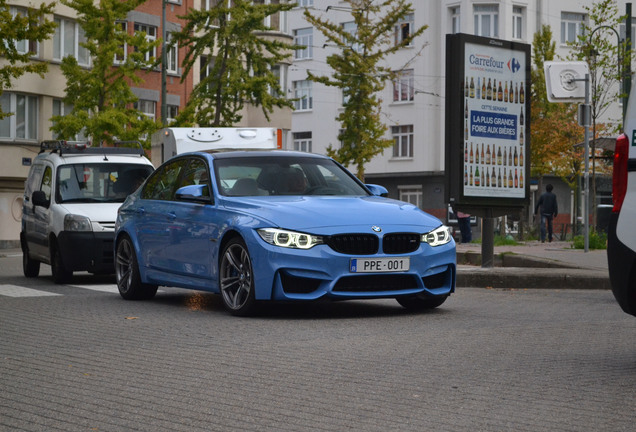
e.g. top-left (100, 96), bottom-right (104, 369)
top-left (288, 0), bottom-right (631, 216)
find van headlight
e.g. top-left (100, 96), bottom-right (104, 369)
top-left (64, 214), bottom-right (92, 232)
top-left (257, 228), bottom-right (323, 249)
top-left (422, 225), bottom-right (452, 247)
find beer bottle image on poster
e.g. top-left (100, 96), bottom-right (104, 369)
top-left (445, 33), bottom-right (530, 214)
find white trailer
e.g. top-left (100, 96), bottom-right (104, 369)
top-left (151, 127), bottom-right (283, 165)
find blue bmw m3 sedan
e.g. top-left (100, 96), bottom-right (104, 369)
top-left (114, 150), bottom-right (456, 316)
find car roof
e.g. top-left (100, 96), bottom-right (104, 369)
top-left (33, 151), bottom-right (153, 166)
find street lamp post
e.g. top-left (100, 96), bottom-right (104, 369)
top-left (582, 22), bottom-right (629, 251)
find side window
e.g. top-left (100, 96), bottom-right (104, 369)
top-left (25, 164), bottom-right (44, 197)
top-left (41, 166), bottom-right (53, 201)
top-left (177, 158), bottom-right (211, 198)
top-left (142, 159), bottom-right (186, 200)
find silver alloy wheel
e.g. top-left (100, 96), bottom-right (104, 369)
top-left (115, 237), bottom-right (134, 294)
top-left (220, 241), bottom-right (253, 312)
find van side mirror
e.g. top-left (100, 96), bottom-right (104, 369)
top-left (31, 190), bottom-right (50, 208)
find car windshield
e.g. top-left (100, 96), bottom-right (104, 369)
top-left (56, 163), bottom-right (153, 203)
top-left (214, 156), bottom-right (369, 197)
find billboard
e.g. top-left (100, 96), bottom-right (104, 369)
top-left (445, 33), bottom-right (531, 217)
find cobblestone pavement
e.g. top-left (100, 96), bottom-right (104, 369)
top-left (1, 249), bottom-right (636, 431)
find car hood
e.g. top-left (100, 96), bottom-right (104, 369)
top-left (58, 202), bottom-right (122, 223)
top-left (221, 196), bottom-right (443, 234)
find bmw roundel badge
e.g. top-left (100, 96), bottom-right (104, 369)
top-left (372, 226), bottom-right (382, 233)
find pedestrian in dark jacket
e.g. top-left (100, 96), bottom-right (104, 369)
top-left (535, 184), bottom-right (558, 242)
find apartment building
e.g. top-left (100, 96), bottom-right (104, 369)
top-left (288, 0), bottom-right (630, 224)
top-left (0, 0), bottom-right (293, 247)
top-left (1, 0), bottom-right (631, 246)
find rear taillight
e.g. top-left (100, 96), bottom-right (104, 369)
top-left (613, 133), bottom-right (629, 213)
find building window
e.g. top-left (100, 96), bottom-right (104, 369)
top-left (450, 7), bottom-right (460, 34)
top-left (200, 55), bottom-right (212, 80)
top-left (167, 104), bottom-right (179, 123)
top-left (294, 28), bottom-right (313, 60)
top-left (474, 5), bottom-right (499, 38)
top-left (166, 32), bottom-right (178, 74)
top-left (134, 23), bottom-right (157, 62)
top-left (255, 0), bottom-right (286, 32)
top-left (393, 69), bottom-right (414, 102)
top-left (512, 7), bottom-right (524, 40)
top-left (114, 21), bottom-right (127, 64)
top-left (53, 17), bottom-right (90, 66)
top-left (200, 55), bottom-right (216, 90)
top-left (134, 99), bottom-right (156, 121)
top-left (0, 93), bottom-right (11, 138)
top-left (270, 64), bottom-right (287, 97)
top-left (395, 13), bottom-right (413, 46)
top-left (392, 124), bottom-right (413, 158)
top-left (202, 0), bottom-right (228, 11)
top-left (9, 7), bottom-right (39, 56)
top-left (52, 99), bottom-right (87, 141)
top-left (561, 12), bottom-right (586, 44)
top-left (293, 131), bottom-right (312, 152)
top-left (342, 88), bottom-right (350, 106)
top-left (342, 21), bottom-right (361, 52)
top-left (297, 0), bottom-right (313, 6)
top-left (0, 92), bottom-right (37, 140)
top-left (293, 80), bottom-right (313, 111)
top-left (399, 187), bottom-right (422, 208)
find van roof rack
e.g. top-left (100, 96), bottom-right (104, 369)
top-left (39, 140), bottom-right (146, 156)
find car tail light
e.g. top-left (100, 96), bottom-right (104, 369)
top-left (612, 133), bottom-right (629, 213)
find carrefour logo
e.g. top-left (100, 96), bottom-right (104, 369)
top-left (508, 58), bottom-right (521, 73)
top-left (469, 54), bottom-right (504, 69)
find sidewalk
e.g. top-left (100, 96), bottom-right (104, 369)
top-left (456, 240), bottom-right (610, 289)
top-left (2, 243), bottom-right (611, 290)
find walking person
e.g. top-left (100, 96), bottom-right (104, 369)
top-left (534, 184), bottom-right (558, 243)
top-left (456, 211), bottom-right (472, 244)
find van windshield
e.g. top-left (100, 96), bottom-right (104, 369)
top-left (56, 163), bottom-right (153, 203)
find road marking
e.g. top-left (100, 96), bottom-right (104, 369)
top-left (0, 284), bottom-right (62, 298)
top-left (69, 284), bottom-right (120, 294)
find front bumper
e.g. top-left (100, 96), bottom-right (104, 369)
top-left (57, 231), bottom-right (115, 274)
top-left (246, 231), bottom-right (456, 301)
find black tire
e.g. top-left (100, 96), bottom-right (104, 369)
top-left (51, 243), bottom-right (72, 284)
top-left (396, 294), bottom-right (448, 311)
top-left (115, 235), bottom-right (158, 300)
top-left (21, 239), bottom-right (40, 278)
top-left (219, 237), bottom-right (257, 316)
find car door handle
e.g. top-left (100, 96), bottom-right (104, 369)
top-left (136, 207), bottom-right (146, 215)
top-left (167, 212), bottom-right (176, 221)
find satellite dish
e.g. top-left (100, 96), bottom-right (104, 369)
top-left (544, 61), bottom-right (589, 102)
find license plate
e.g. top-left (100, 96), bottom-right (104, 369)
top-left (350, 257), bottom-right (410, 273)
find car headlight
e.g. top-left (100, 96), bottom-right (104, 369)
top-left (422, 225), bottom-right (452, 247)
top-left (257, 228), bottom-right (324, 249)
top-left (64, 214), bottom-right (93, 232)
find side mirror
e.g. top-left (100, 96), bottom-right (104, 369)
top-left (175, 184), bottom-right (211, 203)
top-left (31, 190), bottom-right (50, 208)
top-left (365, 184), bottom-right (389, 197)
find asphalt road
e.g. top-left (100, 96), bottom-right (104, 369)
top-left (1, 252), bottom-right (636, 431)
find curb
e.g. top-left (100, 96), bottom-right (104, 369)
top-left (456, 265), bottom-right (610, 290)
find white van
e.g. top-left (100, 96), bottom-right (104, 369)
top-left (608, 93), bottom-right (636, 316)
top-left (21, 141), bottom-right (154, 283)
